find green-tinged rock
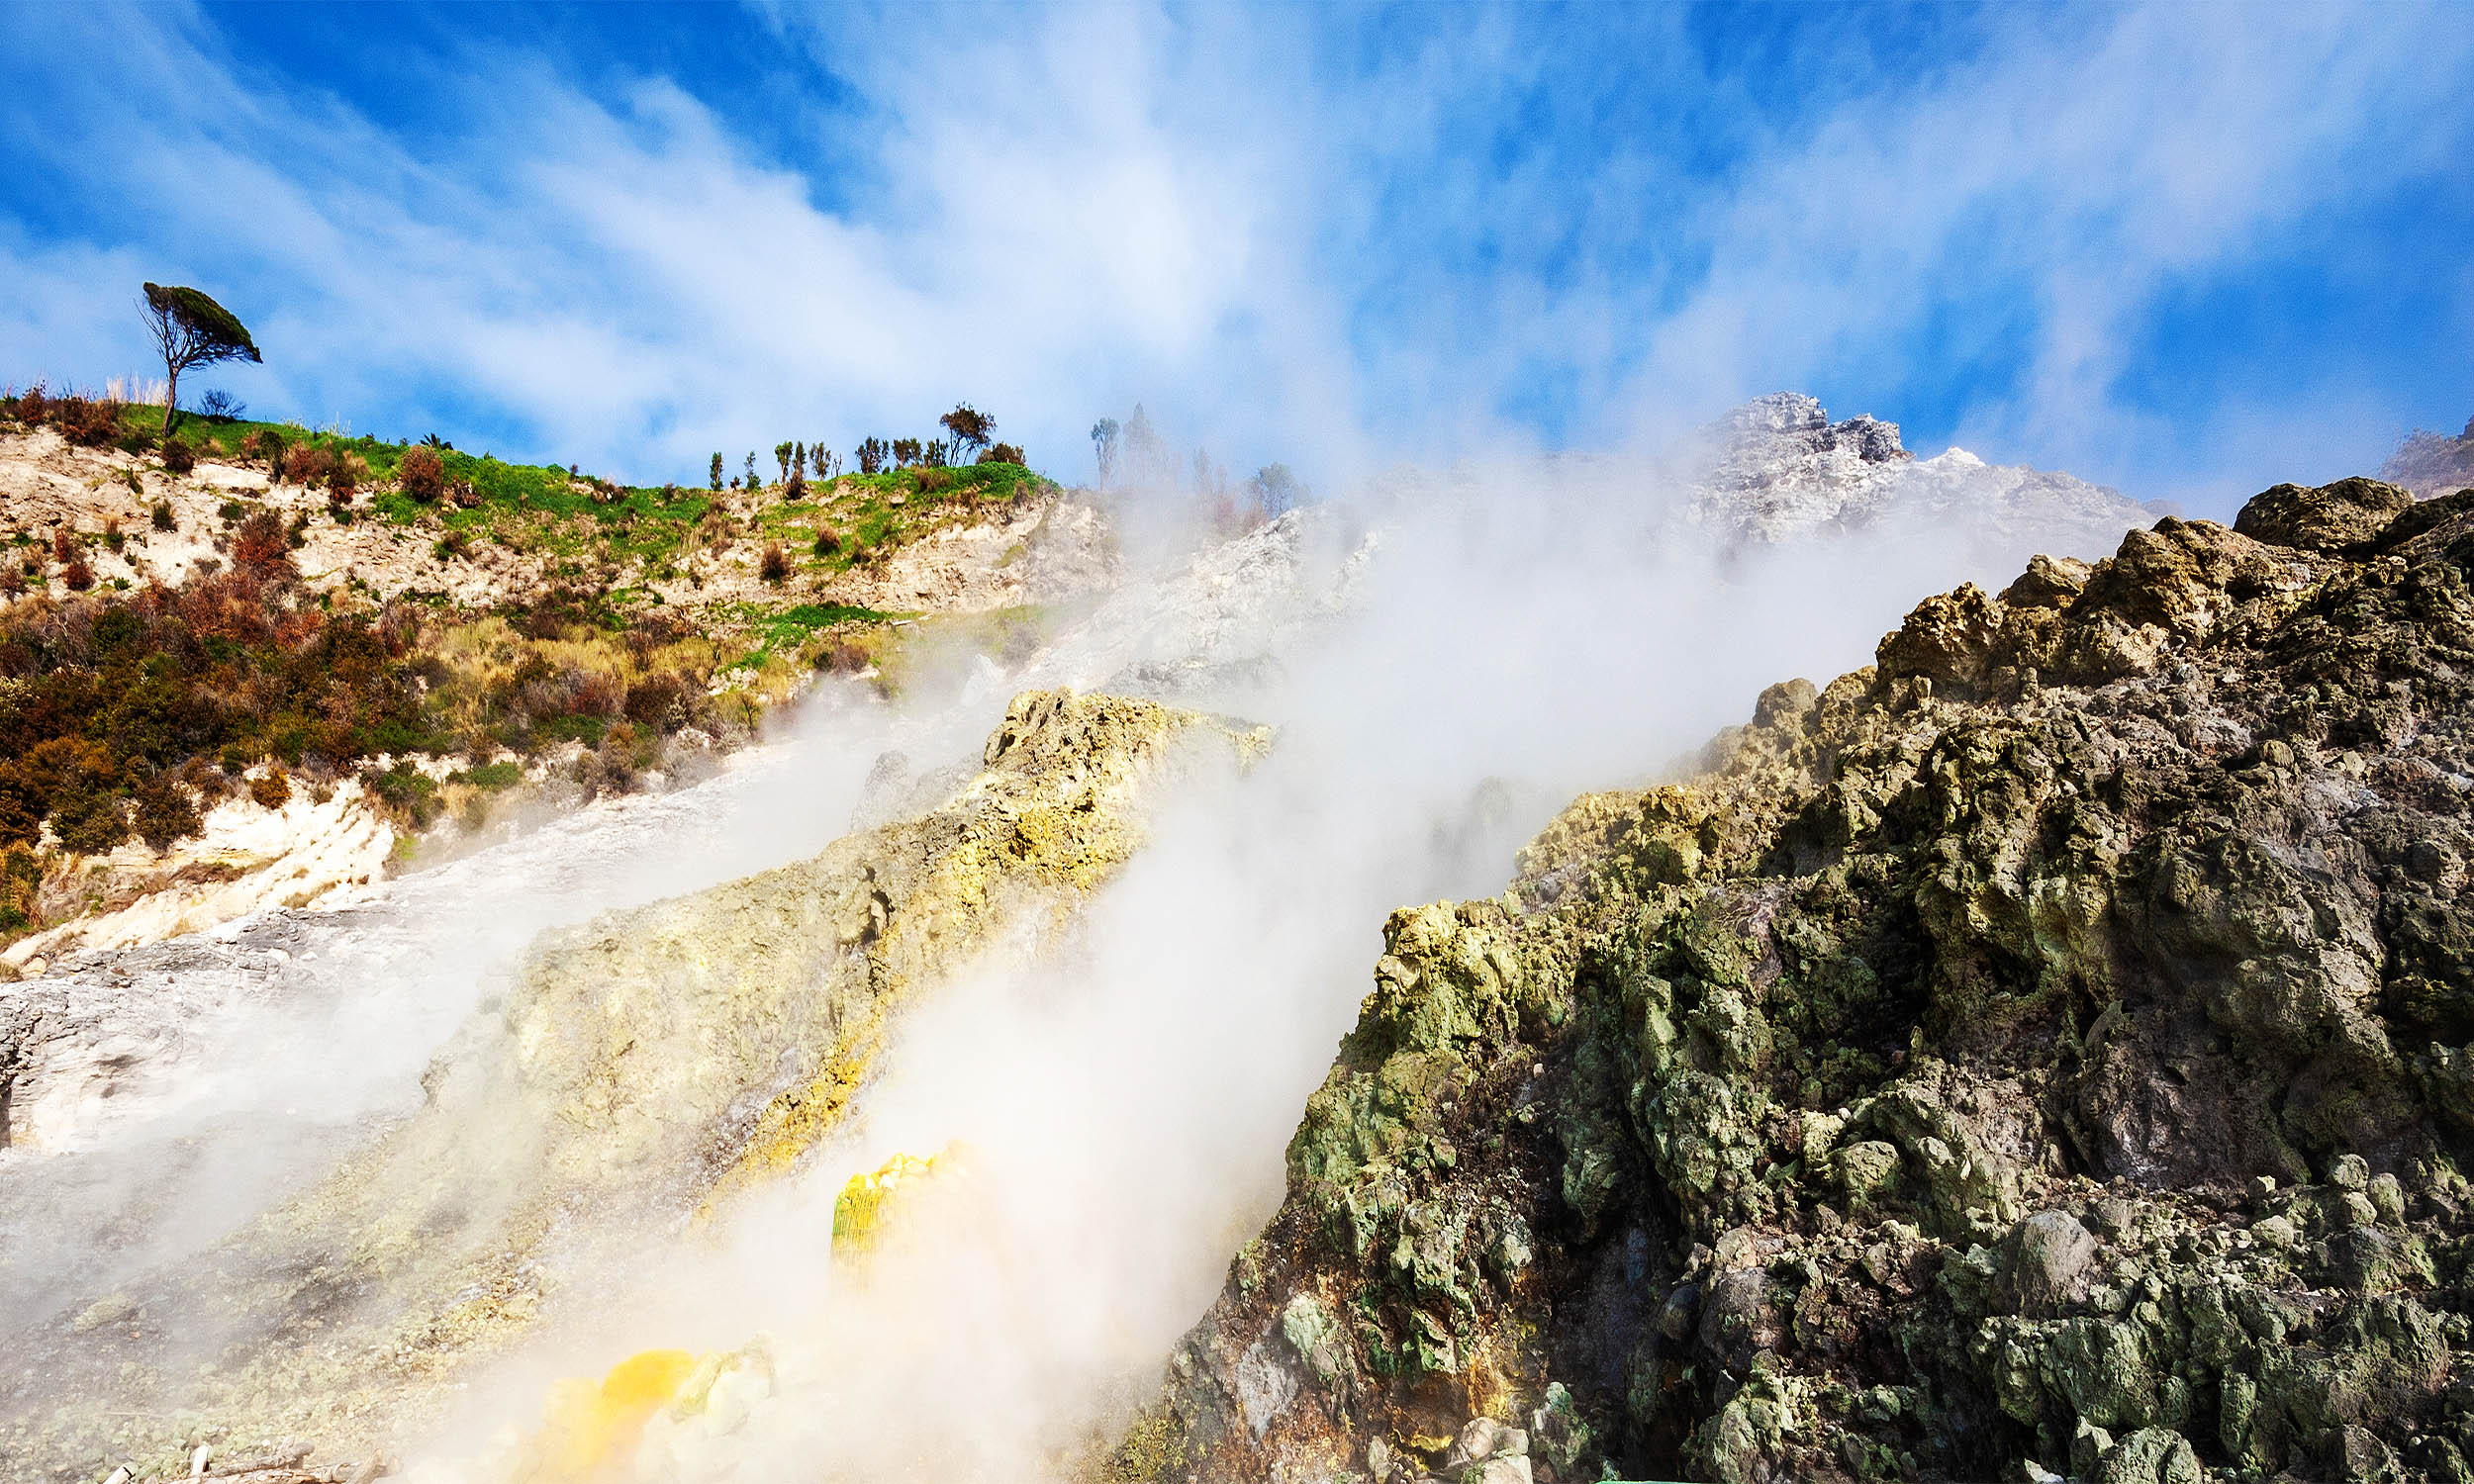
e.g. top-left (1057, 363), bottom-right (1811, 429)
top-left (1110, 484), bottom-right (2474, 1484)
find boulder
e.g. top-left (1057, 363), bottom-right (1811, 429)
top-left (1999, 1209), bottom-right (2099, 1316)
top-left (2233, 477), bottom-right (2413, 552)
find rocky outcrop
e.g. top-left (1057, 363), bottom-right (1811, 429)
top-left (5, 690), bottom-right (1267, 1483)
top-left (1111, 480), bottom-right (2474, 1484)
top-left (1685, 393), bottom-right (2150, 556)
top-left (2382, 415), bottom-right (2474, 500)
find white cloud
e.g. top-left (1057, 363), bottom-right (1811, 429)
top-left (0, 2), bottom-right (2466, 499)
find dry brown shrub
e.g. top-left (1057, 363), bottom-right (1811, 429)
top-left (161, 438), bottom-right (197, 475)
top-left (233, 510), bottom-right (293, 579)
top-left (759, 542), bottom-right (790, 585)
top-left (249, 767), bottom-right (293, 810)
top-left (284, 444), bottom-right (338, 486)
top-left (398, 444), bottom-right (446, 502)
top-left (54, 397), bottom-right (124, 446)
top-left (60, 557), bottom-right (94, 592)
top-left (622, 673), bottom-right (687, 729)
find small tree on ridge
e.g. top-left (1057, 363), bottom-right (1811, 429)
top-left (939, 404), bottom-right (993, 458)
top-left (139, 283), bottom-right (260, 445)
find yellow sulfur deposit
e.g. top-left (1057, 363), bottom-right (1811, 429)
top-left (830, 1144), bottom-right (964, 1258)
top-left (523, 1348), bottom-right (704, 1481)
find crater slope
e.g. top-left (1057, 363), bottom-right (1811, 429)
top-left (5, 689), bottom-right (1266, 1483)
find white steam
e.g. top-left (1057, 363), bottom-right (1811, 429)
top-left (377, 456), bottom-right (2141, 1479)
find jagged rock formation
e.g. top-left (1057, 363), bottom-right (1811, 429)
top-left (1684, 393), bottom-right (2150, 555)
top-left (1112, 477), bottom-right (2474, 1484)
top-left (5, 690), bottom-right (1267, 1483)
top-left (2383, 415), bottom-right (2474, 500)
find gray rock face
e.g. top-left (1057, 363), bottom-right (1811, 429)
top-left (1685, 393), bottom-right (2149, 556)
top-left (2379, 413), bottom-right (2474, 498)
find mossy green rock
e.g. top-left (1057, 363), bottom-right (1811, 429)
top-left (1108, 484), bottom-right (2474, 1483)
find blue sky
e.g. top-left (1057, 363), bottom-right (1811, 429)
top-left (3, 2), bottom-right (2470, 515)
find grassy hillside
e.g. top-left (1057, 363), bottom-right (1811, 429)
top-left (0, 388), bottom-right (1074, 944)
top-left (90, 399), bottom-right (1049, 596)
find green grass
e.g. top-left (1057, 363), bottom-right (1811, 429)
top-left (720, 600), bottom-right (906, 671)
top-left (453, 759), bottom-right (524, 790)
top-left (528, 713), bottom-right (609, 746)
top-left (35, 396), bottom-right (1060, 675)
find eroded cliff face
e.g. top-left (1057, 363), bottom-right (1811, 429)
top-left (5, 690), bottom-right (1267, 1483)
top-left (1114, 479), bottom-right (2474, 1484)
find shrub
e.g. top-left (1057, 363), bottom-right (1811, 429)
top-left (51, 528), bottom-right (80, 565)
top-left (133, 774), bottom-right (203, 850)
top-left (457, 759), bottom-right (523, 791)
top-left (161, 438), bottom-right (197, 475)
top-left (448, 477), bottom-right (480, 508)
top-left (260, 430), bottom-right (289, 479)
top-left (915, 468), bottom-right (955, 496)
top-left (197, 389), bottom-right (244, 420)
top-left (0, 567), bottom-right (20, 598)
top-left (60, 558), bottom-right (94, 592)
top-left (151, 501), bottom-right (175, 531)
top-left (397, 443), bottom-right (446, 502)
top-left (284, 444), bottom-right (337, 486)
top-left (103, 518), bottom-right (124, 552)
top-left (233, 510), bottom-right (292, 578)
top-left (759, 542), bottom-right (790, 585)
top-left (55, 396), bottom-right (125, 446)
top-left (981, 442), bottom-right (1026, 466)
top-left (433, 530), bottom-right (469, 561)
top-left (812, 526), bottom-right (841, 556)
top-left (365, 764), bottom-right (440, 827)
top-left (622, 674), bottom-right (688, 729)
top-left (329, 454), bottom-right (366, 498)
top-left (13, 386), bottom-right (48, 423)
top-left (50, 786), bottom-right (129, 854)
top-left (249, 767), bottom-right (293, 810)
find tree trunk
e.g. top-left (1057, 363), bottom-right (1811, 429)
top-left (162, 364), bottom-right (179, 446)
